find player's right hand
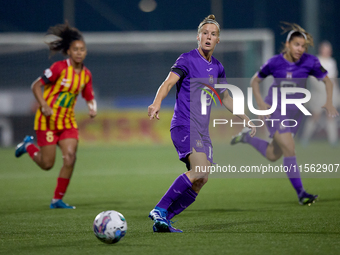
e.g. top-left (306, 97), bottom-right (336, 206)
top-left (41, 105), bottom-right (53, 116)
top-left (148, 103), bottom-right (160, 120)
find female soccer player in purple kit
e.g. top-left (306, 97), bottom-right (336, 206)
top-left (231, 23), bottom-right (339, 205)
top-left (147, 15), bottom-right (256, 233)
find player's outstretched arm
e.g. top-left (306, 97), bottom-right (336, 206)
top-left (148, 72), bottom-right (179, 120)
top-left (322, 76), bottom-right (339, 118)
top-left (221, 89), bottom-right (256, 137)
top-left (31, 78), bottom-right (53, 116)
top-left (87, 99), bottom-right (97, 118)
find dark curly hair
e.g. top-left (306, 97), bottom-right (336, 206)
top-left (46, 22), bottom-right (84, 56)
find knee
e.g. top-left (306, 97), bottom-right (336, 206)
top-left (41, 160), bottom-right (54, 170)
top-left (266, 148), bottom-right (282, 162)
top-left (192, 176), bottom-right (208, 189)
top-left (266, 143), bottom-right (283, 162)
top-left (266, 154), bottom-right (281, 162)
top-left (63, 152), bottom-right (77, 167)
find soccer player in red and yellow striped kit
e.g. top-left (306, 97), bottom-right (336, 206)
top-left (15, 22), bottom-right (97, 209)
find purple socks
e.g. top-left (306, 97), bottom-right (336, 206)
top-left (283, 156), bottom-right (304, 196)
top-left (156, 173), bottom-right (193, 210)
top-left (244, 133), bottom-right (268, 158)
top-left (167, 188), bottom-right (197, 220)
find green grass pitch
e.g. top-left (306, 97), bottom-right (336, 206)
top-left (0, 142), bottom-right (339, 255)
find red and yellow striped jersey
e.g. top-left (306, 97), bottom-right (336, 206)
top-left (34, 59), bottom-right (94, 131)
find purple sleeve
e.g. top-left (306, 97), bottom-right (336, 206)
top-left (310, 56), bottom-right (328, 80)
top-left (171, 54), bottom-right (189, 78)
top-left (257, 58), bottom-right (273, 79)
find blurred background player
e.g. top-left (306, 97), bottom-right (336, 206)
top-left (15, 22), bottom-right (97, 209)
top-left (147, 14), bottom-right (256, 232)
top-left (301, 41), bottom-right (339, 146)
top-left (230, 23), bottom-right (339, 205)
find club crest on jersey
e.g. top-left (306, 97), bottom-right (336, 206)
top-left (209, 75), bottom-right (214, 84)
top-left (286, 72), bottom-right (292, 79)
top-left (196, 140), bottom-right (203, 148)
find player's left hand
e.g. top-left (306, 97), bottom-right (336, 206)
top-left (322, 103), bottom-right (339, 118)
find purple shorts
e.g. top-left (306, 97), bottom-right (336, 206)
top-left (170, 125), bottom-right (213, 170)
top-left (266, 108), bottom-right (303, 138)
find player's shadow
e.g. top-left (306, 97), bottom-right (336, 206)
top-left (261, 197), bottom-right (340, 205)
top-left (189, 208), bottom-right (245, 212)
top-left (192, 220), bottom-right (266, 232)
top-left (187, 208), bottom-right (262, 213)
top-left (313, 198), bottom-right (340, 203)
top-left (74, 200), bottom-right (125, 208)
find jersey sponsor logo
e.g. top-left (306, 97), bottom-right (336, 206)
top-left (61, 78), bottom-right (72, 87)
top-left (44, 68), bottom-right (52, 78)
top-left (207, 68), bottom-right (213, 72)
top-left (55, 91), bottom-right (76, 108)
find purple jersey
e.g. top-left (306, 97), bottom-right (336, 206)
top-left (170, 49), bottom-right (227, 135)
top-left (258, 53), bottom-right (328, 111)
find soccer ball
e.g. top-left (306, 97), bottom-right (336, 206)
top-left (93, 210), bottom-right (127, 244)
